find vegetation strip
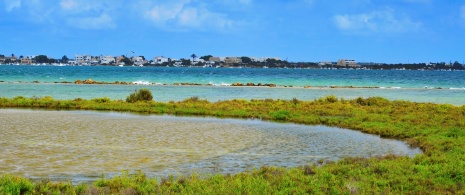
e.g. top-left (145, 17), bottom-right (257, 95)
top-left (1, 91), bottom-right (465, 194)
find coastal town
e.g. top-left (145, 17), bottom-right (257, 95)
top-left (0, 53), bottom-right (464, 70)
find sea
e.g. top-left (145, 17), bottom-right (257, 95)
top-left (1, 65), bottom-right (465, 105)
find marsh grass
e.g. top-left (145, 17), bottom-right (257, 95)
top-left (1, 95), bottom-right (465, 194)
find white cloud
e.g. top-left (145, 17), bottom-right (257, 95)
top-left (59, 0), bottom-right (115, 14)
top-left (68, 13), bottom-right (115, 30)
top-left (60, 0), bottom-right (76, 10)
top-left (58, 0), bottom-right (120, 30)
top-left (333, 9), bottom-right (422, 34)
top-left (4, 0), bottom-right (21, 12)
top-left (145, 1), bottom-right (186, 24)
top-left (144, 1), bottom-right (235, 31)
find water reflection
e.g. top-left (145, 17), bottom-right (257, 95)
top-left (0, 109), bottom-right (421, 182)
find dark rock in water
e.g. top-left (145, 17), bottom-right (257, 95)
top-left (33, 80), bottom-right (39, 83)
top-left (246, 82), bottom-right (255, 86)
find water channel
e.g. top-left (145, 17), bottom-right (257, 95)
top-left (0, 109), bottom-right (421, 183)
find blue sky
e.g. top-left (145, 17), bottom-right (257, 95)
top-left (1, 0), bottom-right (464, 63)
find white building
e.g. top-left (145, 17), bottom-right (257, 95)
top-left (251, 57), bottom-right (281, 62)
top-left (74, 54), bottom-right (92, 65)
top-left (337, 59), bottom-right (359, 67)
top-left (100, 55), bottom-right (115, 65)
top-left (132, 56), bottom-right (146, 66)
top-left (151, 56), bottom-right (170, 64)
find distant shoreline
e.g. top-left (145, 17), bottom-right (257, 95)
top-left (1, 63), bottom-right (464, 71)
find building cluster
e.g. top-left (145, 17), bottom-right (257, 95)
top-left (0, 53), bottom-right (282, 67)
top-left (0, 54), bottom-right (36, 64)
top-left (318, 59), bottom-right (361, 68)
top-left (67, 54), bottom-right (282, 67)
top-left (71, 54), bottom-right (147, 66)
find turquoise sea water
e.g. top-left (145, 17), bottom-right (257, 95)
top-left (1, 65), bottom-right (465, 105)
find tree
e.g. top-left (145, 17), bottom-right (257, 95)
top-left (200, 55), bottom-right (212, 61)
top-left (241, 56), bottom-right (252, 64)
top-left (181, 58), bottom-right (191, 65)
top-left (190, 54), bottom-right (197, 63)
top-left (452, 61), bottom-right (463, 70)
top-left (61, 55), bottom-right (69, 63)
top-left (121, 55), bottom-right (133, 65)
top-left (34, 55), bottom-right (49, 64)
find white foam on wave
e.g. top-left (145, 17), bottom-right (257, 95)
top-left (133, 80), bottom-right (151, 85)
top-left (209, 81), bottom-right (231, 86)
top-left (450, 87), bottom-right (465, 90)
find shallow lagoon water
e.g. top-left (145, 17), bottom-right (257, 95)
top-left (0, 109), bottom-right (421, 183)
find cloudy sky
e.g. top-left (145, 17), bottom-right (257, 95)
top-left (1, 0), bottom-right (464, 63)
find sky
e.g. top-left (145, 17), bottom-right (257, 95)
top-left (1, 0), bottom-right (464, 63)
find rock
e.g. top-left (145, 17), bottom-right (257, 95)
top-left (232, 82), bottom-right (243, 86)
top-left (83, 79), bottom-right (94, 84)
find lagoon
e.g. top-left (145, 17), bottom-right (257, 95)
top-left (0, 109), bottom-right (421, 183)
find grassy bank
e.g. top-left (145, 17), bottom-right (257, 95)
top-left (1, 95), bottom-right (465, 194)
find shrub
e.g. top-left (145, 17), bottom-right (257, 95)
top-left (317, 95), bottom-right (339, 103)
top-left (271, 110), bottom-right (291, 120)
top-left (355, 96), bottom-right (390, 106)
top-left (126, 89), bottom-right (153, 103)
top-left (92, 97), bottom-right (111, 103)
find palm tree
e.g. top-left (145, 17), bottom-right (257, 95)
top-left (190, 54), bottom-right (197, 64)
